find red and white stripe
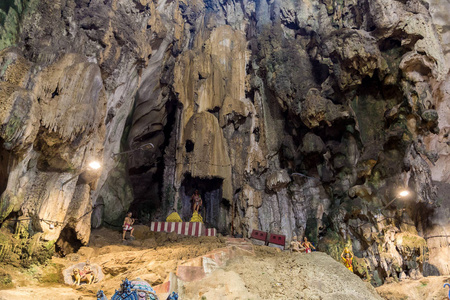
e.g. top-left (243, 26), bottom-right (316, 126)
top-left (204, 228), bottom-right (217, 237)
top-left (150, 222), bottom-right (204, 237)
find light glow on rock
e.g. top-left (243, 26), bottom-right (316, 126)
top-left (88, 161), bottom-right (101, 170)
top-left (398, 190), bottom-right (410, 197)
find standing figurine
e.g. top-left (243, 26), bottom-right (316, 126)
top-left (122, 212), bottom-right (135, 241)
top-left (302, 237), bottom-right (315, 253)
top-left (341, 248), bottom-right (354, 272)
top-left (191, 190), bottom-right (202, 213)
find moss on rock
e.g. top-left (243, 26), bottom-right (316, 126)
top-left (0, 268), bottom-right (14, 289)
top-left (353, 256), bottom-right (372, 282)
top-left (317, 229), bottom-right (349, 262)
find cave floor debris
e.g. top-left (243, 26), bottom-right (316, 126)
top-left (0, 227), bottom-right (448, 300)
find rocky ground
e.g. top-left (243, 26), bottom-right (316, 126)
top-left (0, 228), bottom-right (448, 300)
top-left (376, 276), bottom-right (450, 300)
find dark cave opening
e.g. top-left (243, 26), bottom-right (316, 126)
top-left (0, 138), bottom-right (12, 197)
top-left (179, 174), bottom-right (228, 233)
top-left (311, 59), bottom-right (329, 85)
top-left (128, 98), bottom-right (180, 222)
top-left (55, 225), bottom-right (83, 256)
top-left (185, 139), bottom-right (194, 152)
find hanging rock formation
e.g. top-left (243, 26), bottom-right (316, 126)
top-left (0, 0), bottom-right (449, 286)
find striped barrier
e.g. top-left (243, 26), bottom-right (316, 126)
top-left (150, 222), bottom-right (216, 237)
top-left (205, 228), bottom-right (217, 237)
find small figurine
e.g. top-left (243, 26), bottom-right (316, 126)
top-left (100, 277), bottom-right (162, 300)
top-left (302, 237), bottom-right (315, 253)
top-left (72, 266), bottom-right (95, 285)
top-left (122, 212), bottom-right (135, 241)
top-left (191, 190), bottom-right (202, 213)
top-left (290, 236), bottom-right (305, 253)
top-left (341, 247), bottom-right (354, 272)
top-left (97, 290), bottom-right (107, 300)
top-left (166, 292), bottom-right (179, 300)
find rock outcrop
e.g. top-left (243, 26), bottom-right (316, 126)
top-left (0, 0), bottom-right (449, 286)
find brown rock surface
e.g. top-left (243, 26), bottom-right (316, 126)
top-left (0, 0), bottom-right (449, 288)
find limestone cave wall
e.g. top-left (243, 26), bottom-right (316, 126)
top-left (0, 0), bottom-right (449, 285)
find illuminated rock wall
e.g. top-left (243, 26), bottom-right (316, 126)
top-left (0, 0), bottom-right (448, 283)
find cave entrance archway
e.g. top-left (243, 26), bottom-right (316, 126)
top-left (180, 174), bottom-right (228, 232)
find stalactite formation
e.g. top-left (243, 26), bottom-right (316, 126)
top-left (0, 0), bottom-right (449, 286)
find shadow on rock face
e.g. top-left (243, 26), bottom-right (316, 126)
top-left (423, 262), bottom-right (441, 277)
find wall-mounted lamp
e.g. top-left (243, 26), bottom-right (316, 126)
top-left (88, 161), bottom-right (101, 170)
top-left (383, 188), bottom-right (411, 209)
top-left (61, 160), bottom-right (102, 189)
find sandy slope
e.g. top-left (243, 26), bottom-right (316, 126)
top-left (181, 248), bottom-right (382, 300)
top-left (1, 227), bottom-right (447, 300)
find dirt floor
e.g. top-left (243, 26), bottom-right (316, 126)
top-left (0, 227), bottom-right (449, 300)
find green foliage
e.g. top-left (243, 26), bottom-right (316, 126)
top-left (0, 193), bottom-right (15, 223)
top-left (0, 0), bottom-right (21, 15)
top-left (39, 263), bottom-right (64, 284)
top-left (0, 0), bottom-right (37, 50)
top-left (0, 268), bottom-right (14, 289)
top-left (0, 231), bottom-right (55, 268)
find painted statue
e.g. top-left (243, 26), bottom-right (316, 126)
top-left (301, 237), bottom-right (315, 253)
top-left (341, 247), bottom-right (354, 272)
top-left (191, 190), bottom-right (202, 213)
top-left (290, 236), bottom-right (305, 253)
top-left (72, 261), bottom-right (96, 285)
top-left (96, 278), bottom-right (178, 300)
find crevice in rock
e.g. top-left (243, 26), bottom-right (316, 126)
top-left (185, 140), bottom-right (194, 153)
top-left (311, 59), bottom-right (330, 85)
top-left (128, 97), bottom-right (180, 221)
top-left (0, 138), bottom-right (12, 197)
top-left (51, 86), bottom-right (59, 98)
top-left (55, 225), bottom-right (83, 256)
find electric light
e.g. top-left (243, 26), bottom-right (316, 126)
top-left (61, 160), bottom-right (102, 189)
top-left (88, 161), bottom-right (101, 170)
top-left (398, 190), bottom-right (410, 197)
